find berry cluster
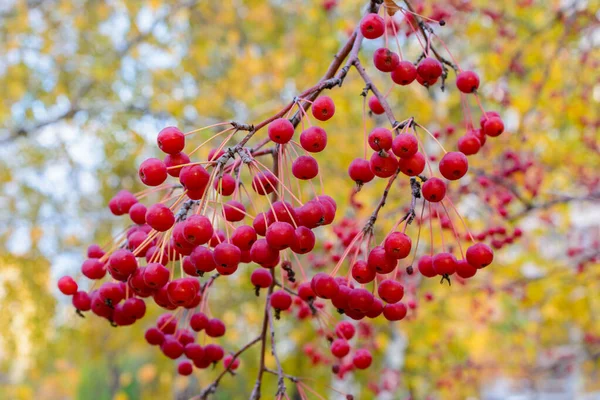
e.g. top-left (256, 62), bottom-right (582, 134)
top-left (57, 2), bottom-right (513, 397)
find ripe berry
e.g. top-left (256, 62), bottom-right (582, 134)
top-left (483, 116), bottom-right (505, 137)
top-left (373, 48), bottom-right (400, 72)
top-left (352, 349), bottom-right (373, 369)
top-left (251, 268), bottom-right (273, 289)
top-left (146, 203), bottom-right (175, 232)
top-left (223, 200), bottom-right (246, 222)
top-left (108, 249), bottom-right (138, 277)
top-left (231, 225), bottom-right (257, 251)
top-left (164, 152), bottom-right (190, 177)
top-left (348, 288), bottom-right (374, 313)
top-left (457, 133), bottom-right (481, 155)
top-left (292, 155), bottom-right (319, 180)
top-left (368, 246), bottom-right (397, 274)
top-left (384, 232), bottom-right (412, 259)
top-left (139, 158), bottom-right (168, 186)
top-left (81, 258), bottom-right (106, 280)
top-left (213, 242), bottom-right (241, 269)
top-left (297, 282), bottom-right (316, 302)
top-left (87, 244), bottom-right (105, 258)
top-left (418, 255), bottom-right (437, 277)
top-left (205, 344), bottom-right (225, 362)
top-left (456, 70), bottom-right (480, 93)
top-left (161, 336), bottom-right (184, 359)
top-left (370, 152), bottom-right (398, 178)
top-left (184, 343), bottom-right (205, 360)
top-left (145, 327), bottom-right (165, 345)
top-left (378, 279), bottom-right (404, 304)
top-left (72, 291), bottom-right (92, 311)
top-left (266, 221), bottom-right (295, 250)
top-left (417, 57), bottom-right (443, 80)
top-left (206, 318), bottom-right (226, 337)
top-left (360, 13), bottom-right (385, 39)
top-left (432, 252), bottom-right (457, 275)
top-left (391, 61), bottom-right (417, 85)
top-left (167, 278), bottom-right (197, 306)
top-left (331, 339), bottom-right (351, 358)
top-left (352, 260), bottom-right (376, 284)
top-left (456, 259), bottom-right (477, 278)
top-left (250, 239), bottom-right (280, 267)
top-left (270, 290), bottom-right (292, 311)
top-left (109, 190), bottom-right (137, 215)
top-left (368, 128), bottom-right (393, 151)
top-left (290, 226), bottom-right (316, 254)
top-left (421, 177), bottom-right (447, 202)
top-left (398, 152), bottom-right (426, 176)
top-left (368, 96), bottom-right (385, 115)
top-left (190, 312), bottom-right (209, 332)
top-left (252, 171), bottom-right (278, 195)
top-left (157, 313), bottom-right (178, 334)
top-left (183, 215), bottom-right (214, 245)
top-left (268, 118), bottom-right (294, 144)
top-left (157, 126), bottom-right (185, 154)
top-left (122, 297), bottom-right (146, 319)
top-left (439, 151), bottom-right (469, 180)
top-left (383, 302), bottom-right (407, 321)
top-left (335, 321), bottom-right (356, 339)
top-left (392, 133), bottom-right (419, 159)
top-left (366, 298), bottom-right (384, 318)
top-left (296, 200), bottom-right (325, 229)
top-left (180, 164), bottom-right (210, 190)
top-left (223, 354), bottom-right (241, 370)
top-left (466, 243), bottom-right (494, 268)
top-left (300, 126), bottom-right (328, 152)
top-left (58, 276), bottom-right (78, 295)
top-left (312, 96), bottom-right (336, 121)
top-left (311, 272), bottom-right (339, 299)
top-left (129, 203), bottom-right (147, 225)
top-left (348, 158), bottom-right (375, 184)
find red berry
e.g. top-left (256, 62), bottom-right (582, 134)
top-left (250, 239), bottom-right (280, 267)
top-left (157, 126), bottom-right (185, 154)
top-left (252, 171), bottom-right (278, 195)
top-left (231, 225), bottom-right (257, 251)
top-left (456, 259), bottom-right (477, 278)
top-left (432, 252), bottom-right (457, 275)
top-left (290, 226), bottom-right (316, 254)
top-left (184, 343), bottom-right (205, 360)
top-left (312, 96), bottom-right (335, 121)
top-left (439, 151), bottom-right (469, 180)
top-left (391, 61), bottom-right (417, 85)
top-left (145, 327), bottom-right (165, 345)
top-left (164, 152), bottom-right (190, 177)
top-left (368, 128), bottom-right (393, 151)
top-left (206, 318), bottom-right (226, 337)
top-left (348, 288), bottom-right (374, 313)
top-left (366, 298), bottom-right (384, 318)
top-left (190, 312), bottom-right (209, 331)
top-left (300, 126), bottom-right (327, 152)
top-left (251, 268), bottom-right (273, 288)
top-left (335, 321), bottom-right (356, 339)
top-left (368, 246), bottom-right (397, 274)
top-left (392, 133), bottom-right (419, 159)
top-left (360, 13), bottom-right (385, 39)
top-left (72, 291), bottom-right (92, 311)
top-left (398, 152), bottom-right (426, 176)
top-left (348, 158), bottom-right (375, 184)
top-left (297, 282), bottom-right (316, 302)
top-left (268, 118), bottom-right (294, 144)
top-left (108, 249), bottom-right (138, 277)
top-left (352, 260), bottom-right (376, 284)
top-left (266, 221), bottom-right (295, 250)
top-left (421, 177), bottom-right (446, 202)
top-left (466, 243), bottom-right (494, 268)
top-left (161, 336), bottom-right (184, 359)
top-left (457, 133), bottom-right (481, 155)
top-left (178, 360), bottom-right (193, 376)
top-left (456, 70), bottom-right (480, 93)
top-left (368, 96), bottom-right (385, 115)
top-left (383, 302), bottom-right (407, 321)
top-left (183, 215), bottom-right (214, 245)
top-left (81, 258), bottom-right (106, 280)
top-left (331, 338), bottom-right (351, 358)
top-left (370, 151), bottom-right (398, 178)
top-left (311, 272), bottom-right (339, 299)
top-left (58, 276), bottom-right (78, 295)
top-left (129, 203), bottom-right (147, 225)
top-left (270, 290), bottom-right (292, 310)
top-left (378, 279), bottom-right (404, 303)
top-left (418, 255), bottom-right (437, 277)
top-left (180, 164), bottom-right (210, 190)
top-left (352, 349), bottom-right (373, 369)
top-left (292, 155), bottom-right (319, 180)
top-left (223, 200), bottom-right (246, 222)
top-left (205, 343), bottom-right (225, 361)
top-left (417, 57), bottom-right (443, 80)
top-left (213, 242), bottom-right (241, 269)
top-left (223, 354), bottom-right (241, 370)
top-left (146, 203), bottom-right (175, 232)
top-left (373, 48), bottom-right (400, 72)
top-left (139, 158), bottom-right (168, 186)
top-left (109, 190), bottom-right (137, 216)
top-left (383, 232), bottom-right (412, 259)
top-left (483, 116), bottom-right (504, 137)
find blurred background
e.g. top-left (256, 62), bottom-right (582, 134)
top-left (0, 0), bottom-right (598, 399)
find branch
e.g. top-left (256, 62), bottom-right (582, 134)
top-left (249, 280), bottom-right (275, 400)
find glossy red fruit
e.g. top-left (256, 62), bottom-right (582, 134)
top-left (417, 57), bottom-right (443, 80)
top-left (206, 318), bottom-right (226, 337)
top-left (146, 203), bottom-right (175, 232)
top-left (214, 173), bottom-right (236, 196)
top-left (299, 126), bottom-right (328, 152)
top-left (190, 312), bottom-right (209, 331)
top-left (483, 116), bottom-right (504, 137)
top-left (456, 259), bottom-right (477, 278)
top-left (456, 70), bottom-right (480, 93)
top-left (183, 215), bottom-right (214, 245)
top-left (398, 152), bottom-right (426, 176)
top-left (58, 276), bottom-right (78, 295)
top-left (370, 151), bottom-right (398, 178)
top-left (383, 232), bottom-right (412, 259)
top-left (157, 126), bottom-right (185, 154)
top-left (251, 171), bottom-right (278, 195)
top-left (421, 177), bottom-right (447, 202)
top-left (392, 133), bottom-right (419, 159)
top-left (231, 225), bottom-right (257, 251)
top-left (391, 61), bottom-right (417, 85)
top-left (82, 258), bottom-right (106, 280)
top-left (348, 158), bottom-right (375, 184)
top-left (223, 200), bottom-right (246, 222)
top-left (368, 96), bottom-right (385, 115)
top-left (223, 354), bottom-right (241, 370)
top-left (457, 133), bottom-right (481, 155)
top-left (292, 155), bottom-right (319, 180)
top-left (466, 243), bottom-right (494, 268)
top-left (251, 268), bottom-right (273, 288)
top-left (373, 48), bottom-right (400, 72)
top-left (368, 127), bottom-right (393, 151)
top-left (164, 152), bottom-right (190, 177)
top-left (290, 226), bottom-right (316, 254)
top-left (139, 158), bottom-right (168, 186)
top-left (312, 96), bottom-right (335, 121)
top-left (353, 349), bottom-right (373, 369)
top-left (360, 13), bottom-right (385, 39)
top-left (366, 298), bottom-right (384, 318)
top-left (268, 118), bottom-right (294, 144)
top-left (213, 242), bottom-right (241, 269)
top-left (184, 343), bottom-right (204, 360)
top-left (205, 343), bottom-right (225, 362)
top-left (109, 190), bottom-right (137, 216)
top-left (180, 164), bottom-right (210, 190)
top-left (439, 151), bottom-right (469, 180)
top-left (108, 249), bottom-right (138, 277)
top-left (432, 252), bottom-right (457, 275)
top-left (352, 260), bottom-right (376, 284)
top-left (418, 255), bottom-right (437, 277)
top-left (348, 288), bottom-right (374, 313)
top-left (161, 336), bottom-right (184, 359)
top-left (311, 272), bottom-right (339, 299)
top-left (377, 279), bottom-right (404, 303)
top-left (145, 327), bottom-right (165, 345)
top-left (129, 203), bottom-right (147, 225)
top-left (270, 290), bottom-right (292, 311)
top-left (72, 291), bottom-right (92, 311)
top-left (335, 321), bottom-right (356, 339)
top-left (383, 302), bottom-right (407, 321)
top-left (266, 222), bottom-right (295, 250)
top-left (331, 339), bottom-right (350, 358)
top-left (367, 246), bottom-right (397, 274)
